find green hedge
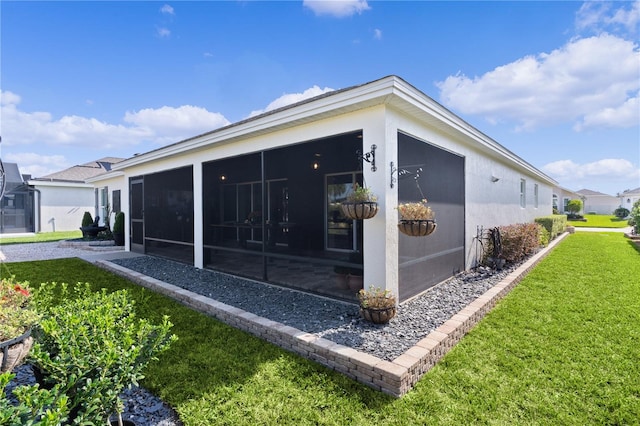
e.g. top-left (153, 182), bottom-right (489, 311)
top-left (535, 214), bottom-right (567, 239)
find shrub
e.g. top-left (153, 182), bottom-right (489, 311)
top-left (486, 223), bottom-right (542, 264)
top-left (113, 211), bottom-right (125, 234)
top-left (631, 200), bottom-right (640, 234)
top-left (27, 285), bottom-right (177, 424)
top-left (535, 215), bottom-right (567, 240)
top-left (566, 199), bottom-right (583, 215)
top-left (614, 207), bottom-right (630, 218)
top-left (81, 211), bottom-right (93, 227)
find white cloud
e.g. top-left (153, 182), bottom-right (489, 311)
top-left (1, 90), bottom-right (229, 149)
top-left (303, 0), bottom-right (370, 18)
top-left (543, 158), bottom-right (640, 179)
top-left (156, 27), bottom-right (171, 38)
top-left (437, 34), bottom-right (640, 131)
top-left (576, 1), bottom-right (640, 34)
top-left (373, 28), bottom-right (382, 40)
top-left (124, 105), bottom-right (230, 144)
top-left (160, 4), bottom-right (175, 15)
top-left (2, 152), bottom-right (70, 178)
top-left (248, 85), bottom-right (335, 117)
top-left (576, 95), bottom-right (640, 130)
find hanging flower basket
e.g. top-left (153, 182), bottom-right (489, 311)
top-left (398, 219), bottom-right (437, 237)
top-left (341, 201), bottom-right (379, 220)
top-left (0, 328), bottom-right (34, 373)
top-left (341, 183), bottom-right (378, 220)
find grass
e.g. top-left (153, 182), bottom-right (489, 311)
top-left (2, 232), bottom-right (639, 425)
top-left (0, 231), bottom-right (82, 245)
top-left (568, 214), bottom-right (630, 228)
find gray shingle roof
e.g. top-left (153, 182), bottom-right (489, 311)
top-left (32, 157), bottom-right (125, 183)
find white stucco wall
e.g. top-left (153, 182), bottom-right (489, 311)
top-left (31, 182), bottom-right (95, 232)
top-left (90, 77), bottom-right (556, 296)
top-left (582, 195), bottom-right (619, 215)
top-left (385, 106), bottom-right (554, 269)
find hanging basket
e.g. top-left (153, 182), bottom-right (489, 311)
top-left (341, 201), bottom-right (379, 220)
top-left (359, 306), bottom-right (397, 324)
top-left (398, 219), bottom-right (437, 237)
top-left (0, 329), bottom-right (34, 373)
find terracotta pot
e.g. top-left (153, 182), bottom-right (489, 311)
top-left (398, 219), bottom-right (437, 237)
top-left (347, 274), bottom-right (363, 292)
top-left (341, 202), bottom-right (379, 220)
top-left (0, 329), bottom-right (33, 373)
top-left (359, 306), bottom-right (397, 324)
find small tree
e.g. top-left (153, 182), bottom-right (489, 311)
top-left (630, 200), bottom-right (640, 234)
top-left (566, 199), bottom-right (583, 215)
top-left (81, 211), bottom-right (94, 227)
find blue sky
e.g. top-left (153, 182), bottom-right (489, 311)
top-left (1, 0), bottom-right (639, 196)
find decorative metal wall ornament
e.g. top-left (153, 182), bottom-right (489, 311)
top-left (357, 144), bottom-right (377, 172)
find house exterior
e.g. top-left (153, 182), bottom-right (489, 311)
top-left (0, 162), bottom-right (36, 233)
top-left (89, 76), bottom-right (556, 303)
top-left (619, 187), bottom-right (640, 213)
top-left (576, 189), bottom-right (619, 215)
top-left (27, 158), bottom-right (124, 232)
top-left (553, 186), bottom-right (584, 214)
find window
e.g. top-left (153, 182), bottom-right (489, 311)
top-left (563, 198), bottom-right (570, 212)
top-left (520, 179), bottom-right (526, 208)
top-left (112, 190), bottom-right (121, 213)
top-left (552, 194), bottom-right (558, 210)
top-left (95, 187), bottom-right (108, 225)
top-left (534, 184), bottom-right (539, 208)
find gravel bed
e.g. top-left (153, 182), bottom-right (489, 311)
top-left (110, 256), bottom-right (517, 361)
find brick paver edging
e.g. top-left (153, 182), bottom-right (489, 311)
top-left (95, 232), bottom-right (568, 398)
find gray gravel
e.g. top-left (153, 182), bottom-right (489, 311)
top-left (2, 241), bottom-right (517, 425)
top-left (110, 256), bottom-right (515, 361)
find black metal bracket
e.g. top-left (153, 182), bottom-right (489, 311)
top-left (357, 144), bottom-right (377, 172)
top-left (390, 161), bottom-right (397, 188)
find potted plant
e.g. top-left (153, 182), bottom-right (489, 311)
top-left (334, 251), bottom-right (364, 292)
top-left (357, 286), bottom-right (397, 324)
top-left (341, 183), bottom-right (379, 220)
top-left (28, 285), bottom-right (177, 426)
top-left (113, 211), bottom-right (125, 246)
top-left (397, 198), bottom-right (437, 237)
top-left (0, 277), bottom-right (38, 373)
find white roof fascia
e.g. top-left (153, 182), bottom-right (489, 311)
top-left (86, 170), bottom-right (125, 184)
top-left (28, 180), bottom-right (94, 189)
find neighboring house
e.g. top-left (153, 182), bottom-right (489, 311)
top-left (27, 157), bottom-right (125, 232)
top-left (552, 186), bottom-right (584, 214)
top-left (89, 75), bottom-right (556, 303)
top-left (619, 187), bottom-right (640, 213)
top-left (576, 189), bottom-right (619, 215)
top-left (0, 162), bottom-right (36, 233)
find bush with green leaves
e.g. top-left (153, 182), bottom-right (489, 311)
top-left (630, 200), bottom-right (640, 233)
top-left (534, 215), bottom-right (567, 240)
top-left (81, 212), bottom-right (94, 228)
top-left (566, 199), bottom-right (583, 215)
top-left (1, 372), bottom-right (70, 425)
top-left (113, 212), bottom-right (125, 234)
top-left (24, 284), bottom-right (177, 425)
top-left (614, 207), bottom-right (630, 218)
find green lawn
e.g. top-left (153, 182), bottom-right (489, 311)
top-left (0, 231), bottom-right (82, 245)
top-left (3, 232), bottom-right (639, 425)
top-left (568, 214), bottom-right (630, 228)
